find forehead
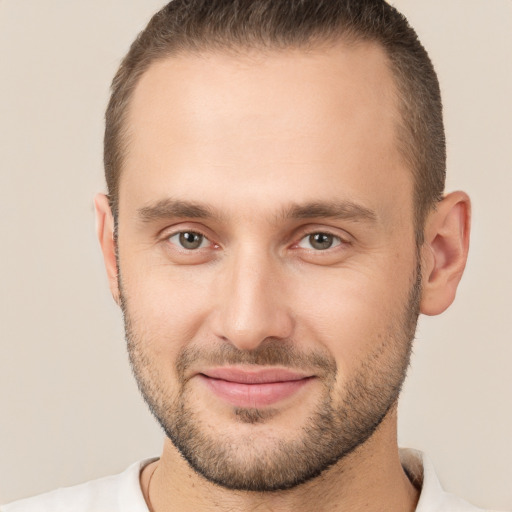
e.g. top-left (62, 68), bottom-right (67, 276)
top-left (121, 41), bottom-right (412, 224)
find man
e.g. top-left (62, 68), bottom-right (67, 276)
top-left (2, 0), bottom-right (496, 511)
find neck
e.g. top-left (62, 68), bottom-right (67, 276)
top-left (141, 407), bottom-right (419, 512)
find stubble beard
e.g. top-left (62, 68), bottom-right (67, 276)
top-left (121, 263), bottom-right (421, 492)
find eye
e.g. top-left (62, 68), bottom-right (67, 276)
top-left (297, 232), bottom-right (342, 251)
top-left (168, 231), bottom-right (210, 250)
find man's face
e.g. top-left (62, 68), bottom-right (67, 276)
top-left (116, 42), bottom-right (421, 491)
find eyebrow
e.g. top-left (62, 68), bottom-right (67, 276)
top-left (137, 198), bottom-right (377, 224)
top-left (138, 199), bottom-right (221, 222)
top-left (279, 201), bottom-right (377, 223)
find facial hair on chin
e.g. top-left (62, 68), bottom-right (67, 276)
top-left (121, 262), bottom-right (421, 492)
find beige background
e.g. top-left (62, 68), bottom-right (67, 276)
top-left (0, 0), bottom-right (511, 508)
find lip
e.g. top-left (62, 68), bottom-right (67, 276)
top-left (198, 367), bottom-right (314, 408)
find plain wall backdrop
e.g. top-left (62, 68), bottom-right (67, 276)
top-left (0, 0), bottom-right (511, 508)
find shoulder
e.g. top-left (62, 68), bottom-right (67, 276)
top-left (400, 448), bottom-right (500, 512)
top-left (1, 458), bottom-right (156, 512)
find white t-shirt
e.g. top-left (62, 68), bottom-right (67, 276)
top-left (0, 449), bottom-right (496, 511)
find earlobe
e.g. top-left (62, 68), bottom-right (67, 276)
top-left (94, 193), bottom-right (121, 306)
top-left (420, 191), bottom-right (471, 316)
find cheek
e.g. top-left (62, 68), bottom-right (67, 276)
top-left (293, 265), bottom-right (413, 376)
top-left (120, 260), bottom-right (215, 360)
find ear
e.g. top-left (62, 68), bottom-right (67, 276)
top-left (94, 193), bottom-right (120, 306)
top-left (420, 191), bottom-right (471, 316)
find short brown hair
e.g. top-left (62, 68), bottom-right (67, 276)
top-left (104, 0), bottom-right (445, 242)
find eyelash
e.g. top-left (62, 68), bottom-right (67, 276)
top-left (164, 229), bottom-right (347, 253)
top-left (296, 232), bottom-right (344, 251)
top-left (166, 231), bottom-right (215, 251)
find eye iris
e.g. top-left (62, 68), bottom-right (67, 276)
top-left (179, 232), bottom-right (203, 249)
top-left (310, 233), bottom-right (333, 250)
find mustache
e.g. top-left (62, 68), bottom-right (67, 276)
top-left (175, 339), bottom-right (337, 380)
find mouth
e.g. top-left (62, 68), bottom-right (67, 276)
top-left (197, 367), bottom-right (315, 408)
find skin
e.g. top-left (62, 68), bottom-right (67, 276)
top-left (96, 41), bottom-right (470, 511)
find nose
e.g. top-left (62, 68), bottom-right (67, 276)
top-left (212, 247), bottom-right (294, 351)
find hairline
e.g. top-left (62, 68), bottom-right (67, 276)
top-left (110, 36), bottom-right (434, 245)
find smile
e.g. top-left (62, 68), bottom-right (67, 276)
top-left (198, 368), bottom-right (315, 408)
